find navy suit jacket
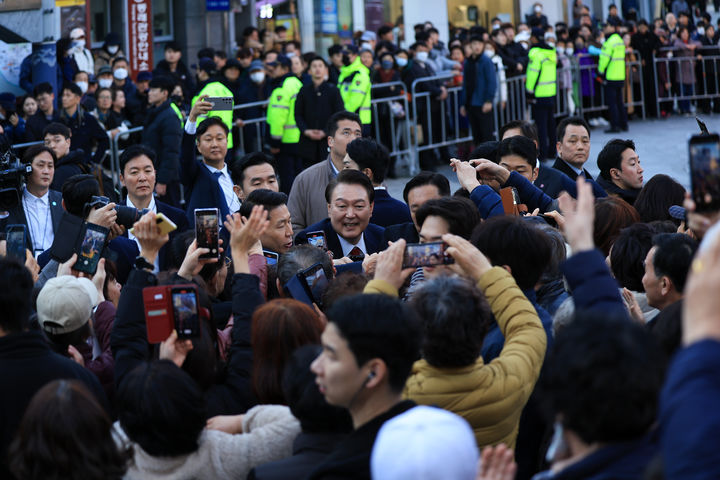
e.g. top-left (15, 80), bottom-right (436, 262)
top-left (552, 157), bottom-right (607, 198)
top-left (180, 132), bottom-right (231, 224)
top-left (294, 218), bottom-right (385, 259)
top-left (534, 166), bottom-right (578, 199)
top-left (1, 189), bottom-right (64, 252)
top-left (370, 189), bottom-right (412, 228)
top-left (383, 221), bottom-right (419, 246)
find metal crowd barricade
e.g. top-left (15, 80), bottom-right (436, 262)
top-left (653, 46), bottom-right (720, 118)
top-left (233, 100), bottom-right (269, 154)
top-left (410, 73), bottom-right (473, 171)
top-left (370, 81), bottom-right (414, 175)
top-left (10, 140), bottom-right (44, 151)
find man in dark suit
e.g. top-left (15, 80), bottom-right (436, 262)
top-left (342, 138), bottom-right (411, 228)
top-left (181, 97), bottom-right (241, 224)
top-left (1, 145), bottom-right (64, 256)
top-left (295, 170), bottom-right (384, 262)
top-left (119, 145), bottom-right (188, 271)
top-left (552, 117), bottom-right (606, 198)
top-left (383, 171), bottom-right (450, 245)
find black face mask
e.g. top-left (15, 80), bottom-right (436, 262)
top-left (342, 54), bottom-right (352, 66)
top-left (171, 94), bottom-right (183, 106)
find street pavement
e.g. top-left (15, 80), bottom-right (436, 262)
top-left (385, 112), bottom-right (720, 199)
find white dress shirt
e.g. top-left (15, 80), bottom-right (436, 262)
top-left (127, 195), bottom-right (160, 273)
top-left (22, 188), bottom-right (54, 254)
top-left (337, 233), bottom-right (367, 258)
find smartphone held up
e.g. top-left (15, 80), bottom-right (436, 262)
top-left (195, 208), bottom-right (220, 259)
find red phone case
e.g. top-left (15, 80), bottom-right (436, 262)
top-left (142, 286), bottom-right (174, 344)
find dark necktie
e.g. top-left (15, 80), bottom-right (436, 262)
top-left (348, 246), bottom-right (364, 262)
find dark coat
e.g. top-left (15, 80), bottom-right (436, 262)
top-left (1, 189), bottom-right (64, 251)
top-left (111, 269), bottom-right (259, 416)
top-left (382, 221), bottom-right (419, 245)
top-left (534, 165), bottom-right (578, 199)
top-left (154, 59), bottom-right (196, 100)
top-left (50, 150), bottom-right (90, 192)
top-left (59, 107), bottom-right (110, 164)
top-left (26, 110), bottom-right (60, 142)
top-left (597, 176), bottom-right (641, 205)
top-left (295, 218), bottom-right (386, 260)
top-left (552, 157), bottom-right (608, 198)
top-left (306, 400), bottom-right (416, 480)
top-left (248, 432), bottom-right (348, 480)
top-left (370, 188), bottom-right (412, 228)
top-left (180, 132), bottom-right (231, 224)
top-left (0, 330), bottom-right (106, 474)
top-left (294, 81), bottom-right (344, 162)
top-left (142, 100), bottom-right (183, 184)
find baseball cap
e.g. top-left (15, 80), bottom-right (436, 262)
top-left (198, 57), bottom-right (217, 73)
top-left (531, 27), bottom-right (545, 40)
top-left (70, 27), bottom-right (85, 40)
top-left (371, 406), bottom-right (479, 480)
top-left (223, 58), bottom-right (242, 71)
top-left (249, 59), bottom-right (265, 71)
top-left (266, 54), bottom-right (291, 68)
top-left (37, 276), bottom-right (98, 335)
top-left (97, 65), bottom-right (113, 76)
top-left (137, 70), bottom-right (153, 82)
top-left (361, 31), bottom-right (377, 42)
top-left (343, 44), bottom-right (359, 54)
top-left (515, 31), bottom-right (531, 43)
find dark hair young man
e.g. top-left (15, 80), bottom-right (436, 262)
top-left (57, 83), bottom-right (109, 166)
top-left (229, 152), bottom-right (279, 203)
top-left (43, 122), bottom-right (89, 192)
top-left (596, 138), bottom-right (644, 205)
top-left (239, 189), bottom-right (293, 255)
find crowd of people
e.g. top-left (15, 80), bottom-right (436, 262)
top-left (1, 4), bottom-right (720, 480)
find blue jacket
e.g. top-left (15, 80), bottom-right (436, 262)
top-left (561, 249), bottom-right (627, 318)
top-left (462, 54), bottom-right (497, 107)
top-left (535, 165), bottom-right (580, 199)
top-left (295, 218), bottom-right (385, 260)
top-left (469, 185), bottom-right (505, 219)
top-left (660, 339), bottom-right (720, 480)
top-left (370, 189), bottom-right (412, 228)
top-left (180, 131), bottom-right (231, 224)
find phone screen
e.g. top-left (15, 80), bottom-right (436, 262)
top-left (301, 263), bottom-right (329, 306)
top-left (690, 134), bottom-right (720, 212)
top-left (195, 208), bottom-right (219, 259)
top-left (307, 231), bottom-right (326, 249)
top-left (75, 224), bottom-right (108, 274)
top-left (5, 226), bottom-right (26, 261)
top-left (263, 249), bottom-right (279, 265)
top-left (172, 287), bottom-right (200, 338)
top-left (402, 241), bottom-right (455, 269)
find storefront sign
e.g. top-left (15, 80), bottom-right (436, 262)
top-left (321, 0), bottom-right (338, 35)
top-left (126, 0), bottom-right (153, 79)
top-left (206, 0), bottom-right (230, 11)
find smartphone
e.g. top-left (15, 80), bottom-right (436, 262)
top-left (5, 225), bottom-right (26, 261)
top-left (306, 231), bottom-right (326, 250)
top-left (402, 241), bottom-right (455, 269)
top-left (301, 263), bottom-right (329, 308)
top-left (205, 96), bottom-right (233, 111)
top-left (195, 208), bottom-right (219, 259)
top-left (74, 223), bottom-right (109, 275)
top-left (143, 284), bottom-right (202, 342)
top-left (284, 275), bottom-right (315, 308)
top-left (696, 116), bottom-right (710, 136)
top-left (689, 133), bottom-right (720, 212)
top-left (538, 213), bottom-right (559, 228)
top-left (263, 249), bottom-right (279, 265)
top-left (171, 286), bottom-right (201, 338)
top-left (129, 212), bottom-right (177, 237)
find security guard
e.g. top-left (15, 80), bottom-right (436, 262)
top-left (598, 17), bottom-right (628, 133)
top-left (525, 28), bottom-right (557, 160)
top-left (266, 54), bottom-right (303, 194)
top-left (191, 57), bottom-right (235, 150)
top-left (337, 45), bottom-right (372, 135)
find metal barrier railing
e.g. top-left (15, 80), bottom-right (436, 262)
top-left (10, 140), bottom-right (44, 150)
top-left (233, 99), bottom-right (269, 155)
top-left (370, 81), bottom-right (414, 175)
top-left (653, 46), bottom-right (720, 117)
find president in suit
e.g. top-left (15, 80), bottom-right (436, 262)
top-left (2, 145), bottom-right (64, 256)
top-left (295, 169), bottom-right (385, 261)
top-left (119, 144), bottom-right (188, 271)
top-left (180, 97), bottom-right (241, 224)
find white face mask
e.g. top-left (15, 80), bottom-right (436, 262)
top-left (361, 42), bottom-right (372, 51)
top-left (521, 42), bottom-right (530, 50)
top-left (566, 47), bottom-right (574, 55)
top-left (250, 71), bottom-right (266, 84)
top-left (415, 51), bottom-right (429, 62)
top-left (396, 57), bottom-right (408, 67)
top-left (114, 68), bottom-right (128, 80)
top-left (72, 40), bottom-right (84, 49)
top-left (548, 41), bottom-right (556, 48)
top-left (534, 5), bottom-right (542, 13)
top-left (484, 49), bottom-right (495, 57)
top-left (107, 45), bottom-right (119, 55)
top-left (98, 78), bottom-right (113, 88)
top-left (697, 27), bottom-right (705, 36)
top-left (75, 81), bottom-right (88, 93)
top-left (285, 51), bottom-right (296, 58)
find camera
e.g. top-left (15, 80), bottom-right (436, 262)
top-left (0, 139), bottom-right (31, 211)
top-left (84, 195), bottom-right (148, 229)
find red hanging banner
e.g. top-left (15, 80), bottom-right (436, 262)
top-left (126, 0), bottom-right (153, 80)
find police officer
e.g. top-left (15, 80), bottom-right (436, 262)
top-left (191, 57), bottom-right (236, 152)
top-left (598, 17), bottom-right (628, 133)
top-left (337, 45), bottom-right (372, 135)
top-left (525, 27), bottom-right (557, 160)
top-left (266, 54), bottom-right (303, 194)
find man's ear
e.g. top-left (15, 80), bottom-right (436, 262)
top-left (368, 201), bottom-right (374, 215)
top-left (276, 278), bottom-right (284, 297)
top-left (660, 276), bottom-right (673, 297)
top-left (501, 264), bottom-right (512, 275)
top-left (610, 167), bottom-right (621, 181)
top-left (531, 167), bottom-right (539, 182)
top-left (119, 174), bottom-right (126, 188)
top-left (233, 184), bottom-right (244, 201)
top-left (364, 359), bottom-right (387, 389)
top-left (61, 199), bottom-right (66, 211)
top-left (362, 168), bottom-right (373, 182)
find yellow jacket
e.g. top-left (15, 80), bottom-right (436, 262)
top-left (364, 268), bottom-right (547, 449)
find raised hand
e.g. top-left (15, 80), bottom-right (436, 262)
top-left (443, 233), bottom-right (492, 282)
top-left (373, 239), bottom-right (415, 290)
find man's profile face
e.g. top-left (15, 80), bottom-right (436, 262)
top-left (121, 155), bottom-right (156, 201)
top-left (407, 184), bottom-right (441, 231)
top-left (328, 182), bottom-right (373, 244)
top-left (196, 125), bottom-right (228, 164)
top-left (238, 163), bottom-right (278, 200)
top-left (44, 134), bottom-right (71, 159)
top-left (259, 205), bottom-right (293, 254)
top-left (614, 148), bottom-right (644, 190)
top-left (311, 322), bottom-right (364, 407)
top-left (642, 247), bottom-right (663, 309)
top-left (329, 120), bottom-right (362, 159)
top-left (557, 124), bottom-right (590, 168)
top-left (29, 151), bottom-right (54, 190)
top-left (418, 214), bottom-right (450, 279)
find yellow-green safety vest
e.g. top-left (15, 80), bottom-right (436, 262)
top-left (338, 57), bottom-right (372, 124)
top-left (598, 33), bottom-right (626, 81)
top-left (525, 46), bottom-right (557, 98)
top-left (267, 75), bottom-right (303, 144)
top-left (170, 102), bottom-right (183, 123)
top-left (191, 81), bottom-right (235, 149)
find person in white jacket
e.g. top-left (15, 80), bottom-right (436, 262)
top-left (69, 28), bottom-right (95, 75)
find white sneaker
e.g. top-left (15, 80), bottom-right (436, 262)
top-left (597, 117), bottom-right (610, 126)
top-left (588, 118), bottom-right (599, 127)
